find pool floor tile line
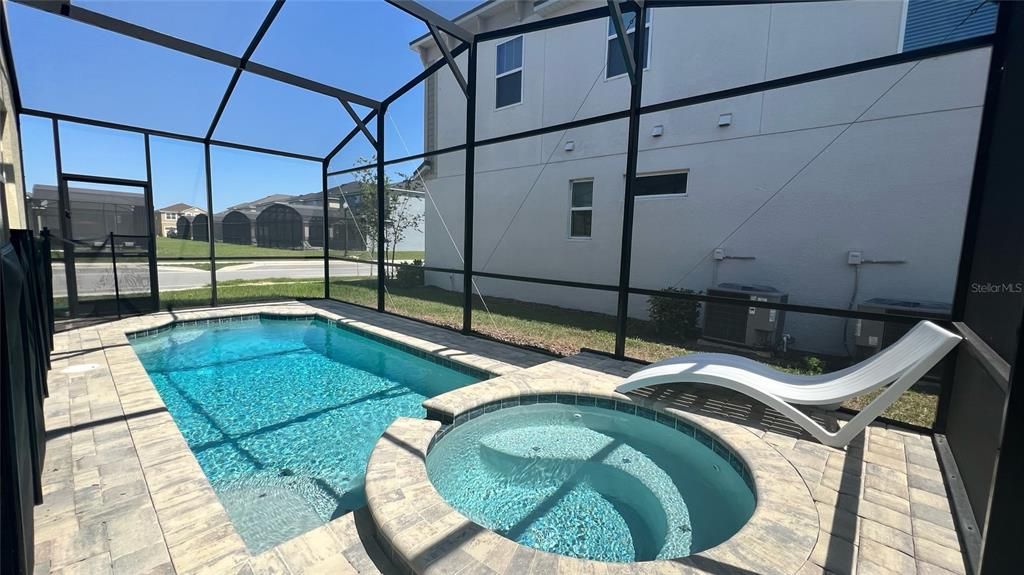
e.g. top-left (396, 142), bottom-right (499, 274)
top-left (33, 299), bottom-right (968, 575)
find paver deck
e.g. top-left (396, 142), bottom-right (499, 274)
top-left (35, 300), bottom-right (967, 575)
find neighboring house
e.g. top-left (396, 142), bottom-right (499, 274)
top-left (154, 203), bottom-right (204, 238)
top-left (410, 0), bottom-right (996, 355)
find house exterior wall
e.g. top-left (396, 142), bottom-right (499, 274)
top-left (393, 194), bottom-right (426, 253)
top-left (416, 1), bottom-right (988, 354)
top-left (155, 207), bottom-right (203, 237)
top-left (0, 28), bottom-right (25, 233)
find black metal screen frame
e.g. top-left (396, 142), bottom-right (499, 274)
top-left (2, 0), bottom-right (1002, 432)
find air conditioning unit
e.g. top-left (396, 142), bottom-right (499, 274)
top-left (703, 283), bottom-right (788, 350)
top-left (855, 298), bottom-right (951, 380)
top-left (855, 298), bottom-right (952, 351)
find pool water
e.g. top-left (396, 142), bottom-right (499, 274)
top-left (131, 317), bottom-right (482, 553)
top-left (427, 404), bottom-right (755, 563)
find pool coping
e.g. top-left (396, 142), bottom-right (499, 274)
top-left (365, 366), bottom-right (820, 575)
top-left (126, 312), bottom-right (494, 381)
top-left (91, 301), bottom-right (545, 573)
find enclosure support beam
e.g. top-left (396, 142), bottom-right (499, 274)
top-left (51, 118), bottom-right (79, 317)
top-left (322, 160), bottom-right (330, 300)
top-left (385, 0), bottom-right (474, 44)
top-left (0, 1), bottom-right (21, 114)
top-left (607, 0), bottom-right (637, 85)
top-left (427, 23), bottom-right (468, 97)
top-left (613, 5), bottom-right (647, 356)
top-left (206, 0), bottom-right (285, 140)
top-left (341, 100), bottom-right (377, 148)
top-left (382, 43), bottom-right (468, 108)
top-left (22, 108), bottom-right (323, 163)
top-left (376, 104), bottom-right (387, 312)
top-left (204, 142), bottom-right (217, 306)
top-left (970, 2), bottom-right (1024, 573)
top-left (143, 134), bottom-right (160, 312)
top-left (13, 0), bottom-right (379, 109)
top-left (462, 42), bottom-right (477, 334)
top-left (326, 110), bottom-right (378, 167)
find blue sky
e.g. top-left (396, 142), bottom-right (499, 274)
top-left (10, 0), bottom-right (479, 210)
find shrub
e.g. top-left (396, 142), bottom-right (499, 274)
top-left (802, 355), bottom-right (826, 375)
top-left (393, 259), bottom-right (425, 288)
top-left (649, 288), bottom-right (702, 340)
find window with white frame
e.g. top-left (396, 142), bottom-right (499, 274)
top-left (569, 179), bottom-right (593, 238)
top-left (495, 36), bottom-right (523, 109)
top-left (607, 10), bottom-right (651, 79)
top-left (635, 171), bottom-right (688, 197)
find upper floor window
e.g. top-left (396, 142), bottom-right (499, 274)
top-left (496, 36), bottom-right (523, 109)
top-left (635, 171), bottom-right (688, 198)
top-left (569, 179), bottom-right (593, 238)
top-left (902, 0), bottom-right (997, 52)
top-left (607, 10), bottom-right (651, 79)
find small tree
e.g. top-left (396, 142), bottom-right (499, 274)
top-left (352, 157), bottom-right (424, 278)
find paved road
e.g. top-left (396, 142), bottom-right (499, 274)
top-left (52, 259), bottom-right (380, 297)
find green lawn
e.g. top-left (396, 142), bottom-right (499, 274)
top-left (161, 278), bottom-right (328, 308)
top-left (156, 236), bottom-right (423, 262)
top-left (328, 249), bottom-right (425, 262)
top-left (157, 237), bottom-right (317, 258)
top-left (157, 277), bottom-right (938, 428)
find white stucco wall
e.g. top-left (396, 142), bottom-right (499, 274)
top-left (416, 1), bottom-right (988, 354)
top-left (393, 194), bottom-right (426, 252)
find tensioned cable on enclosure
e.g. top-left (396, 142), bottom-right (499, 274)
top-left (478, 53), bottom-right (614, 272)
top-left (329, 178), bottom-right (377, 280)
top-left (388, 112), bottom-right (502, 331)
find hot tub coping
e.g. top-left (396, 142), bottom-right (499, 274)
top-left (367, 369), bottom-right (820, 575)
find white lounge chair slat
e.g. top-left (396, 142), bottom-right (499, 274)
top-left (615, 321), bottom-right (961, 448)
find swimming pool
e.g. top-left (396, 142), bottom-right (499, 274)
top-left (130, 316), bottom-right (484, 553)
top-left (426, 402), bottom-right (755, 563)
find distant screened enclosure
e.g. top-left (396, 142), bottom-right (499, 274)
top-left (175, 216), bottom-right (192, 240)
top-left (222, 210), bottom-right (253, 245)
top-left (256, 204), bottom-right (304, 249)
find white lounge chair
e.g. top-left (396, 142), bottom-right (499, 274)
top-left (616, 321), bottom-right (961, 448)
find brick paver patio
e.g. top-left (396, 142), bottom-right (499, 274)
top-left (33, 300), bottom-right (967, 575)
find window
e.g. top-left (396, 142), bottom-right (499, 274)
top-left (569, 180), bottom-right (593, 238)
top-left (635, 171), bottom-right (687, 197)
top-left (495, 36), bottom-right (523, 109)
top-left (607, 10), bottom-right (651, 79)
top-left (902, 0), bottom-right (997, 52)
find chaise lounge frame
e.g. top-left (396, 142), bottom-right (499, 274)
top-left (616, 321), bottom-right (961, 448)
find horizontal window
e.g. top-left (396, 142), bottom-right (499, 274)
top-left (635, 172), bottom-right (687, 197)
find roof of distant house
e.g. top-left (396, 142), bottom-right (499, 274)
top-left (157, 202), bottom-right (202, 212)
top-left (227, 194), bottom-right (294, 211)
